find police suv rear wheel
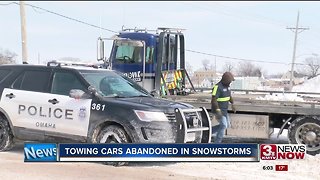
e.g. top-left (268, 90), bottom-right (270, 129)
top-left (0, 116), bottom-right (14, 151)
top-left (97, 125), bottom-right (130, 166)
top-left (288, 116), bottom-right (320, 156)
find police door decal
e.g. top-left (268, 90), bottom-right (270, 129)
top-left (0, 88), bottom-right (92, 137)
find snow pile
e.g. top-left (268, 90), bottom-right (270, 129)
top-left (256, 93), bottom-right (304, 102)
top-left (151, 154), bottom-right (320, 180)
top-left (292, 75), bottom-right (320, 93)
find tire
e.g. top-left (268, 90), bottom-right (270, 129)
top-left (0, 116), bottom-right (14, 151)
top-left (288, 116), bottom-right (320, 156)
top-left (96, 125), bottom-right (131, 166)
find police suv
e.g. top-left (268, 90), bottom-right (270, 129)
top-left (0, 61), bottom-right (211, 151)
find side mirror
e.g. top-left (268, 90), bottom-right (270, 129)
top-left (97, 38), bottom-right (105, 61)
top-left (88, 85), bottom-right (104, 100)
top-left (69, 89), bottom-right (90, 99)
top-left (150, 89), bottom-right (160, 97)
top-left (88, 85), bottom-right (97, 94)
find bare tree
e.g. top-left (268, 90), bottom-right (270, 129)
top-left (304, 56), bottom-right (320, 78)
top-left (0, 48), bottom-right (17, 64)
top-left (222, 61), bottom-right (234, 73)
top-left (185, 62), bottom-right (194, 76)
top-left (237, 61), bottom-right (262, 77)
top-left (202, 59), bottom-right (211, 71)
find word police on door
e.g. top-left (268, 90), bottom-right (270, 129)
top-left (18, 105), bottom-right (73, 120)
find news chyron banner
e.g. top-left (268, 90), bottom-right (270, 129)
top-left (24, 143), bottom-right (259, 162)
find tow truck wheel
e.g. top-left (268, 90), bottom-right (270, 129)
top-left (288, 116), bottom-right (320, 156)
top-left (0, 116), bottom-right (14, 151)
top-left (97, 125), bottom-right (130, 166)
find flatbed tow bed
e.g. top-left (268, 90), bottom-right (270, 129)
top-left (166, 91), bottom-right (320, 155)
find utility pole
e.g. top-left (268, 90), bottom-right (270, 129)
top-left (287, 11), bottom-right (309, 91)
top-left (19, 1), bottom-right (28, 64)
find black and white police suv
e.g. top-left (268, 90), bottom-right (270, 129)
top-left (0, 61), bottom-right (211, 151)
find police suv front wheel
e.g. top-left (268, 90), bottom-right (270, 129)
top-left (0, 116), bottom-right (14, 151)
top-left (97, 125), bottom-right (131, 166)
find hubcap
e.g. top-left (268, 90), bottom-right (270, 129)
top-left (295, 122), bottom-right (320, 151)
top-left (100, 132), bottom-right (122, 143)
top-left (306, 131), bottom-right (317, 142)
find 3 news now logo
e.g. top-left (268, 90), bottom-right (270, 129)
top-left (24, 143), bottom-right (57, 162)
top-left (260, 144), bottom-right (306, 160)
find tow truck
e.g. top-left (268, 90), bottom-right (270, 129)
top-left (97, 27), bottom-right (320, 155)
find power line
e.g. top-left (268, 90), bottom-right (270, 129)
top-left (185, 49), bottom-right (318, 67)
top-left (213, 2), bottom-right (289, 27)
top-left (0, 2), bottom-right (16, 6)
top-left (3, 1), bottom-right (317, 68)
top-left (9, 2), bottom-right (117, 33)
top-left (181, 2), bottom-right (286, 28)
top-left (185, 49), bottom-right (288, 65)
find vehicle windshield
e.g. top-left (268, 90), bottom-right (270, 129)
top-left (80, 70), bottom-right (150, 98)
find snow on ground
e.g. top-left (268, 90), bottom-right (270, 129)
top-left (256, 75), bottom-right (320, 101)
top-left (1, 130), bottom-right (319, 180)
top-left (256, 93), bottom-right (305, 102)
top-left (293, 75), bottom-right (320, 93)
top-left (147, 153), bottom-right (320, 180)
top-left (138, 129), bottom-right (320, 180)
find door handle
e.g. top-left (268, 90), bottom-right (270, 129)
top-left (5, 93), bottom-right (15, 99)
top-left (48, 98), bottom-right (59, 104)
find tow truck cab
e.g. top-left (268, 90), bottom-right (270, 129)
top-left (98, 27), bottom-right (195, 96)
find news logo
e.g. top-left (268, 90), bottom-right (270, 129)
top-left (260, 144), bottom-right (306, 160)
top-left (24, 143), bottom-right (57, 162)
top-left (260, 144), bottom-right (277, 160)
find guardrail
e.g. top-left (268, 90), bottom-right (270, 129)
top-left (194, 88), bottom-right (320, 96)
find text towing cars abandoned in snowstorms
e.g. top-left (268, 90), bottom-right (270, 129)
top-left (0, 62), bottom-right (212, 155)
top-left (97, 27), bottom-right (320, 155)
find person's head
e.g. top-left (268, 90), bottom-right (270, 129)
top-left (221, 72), bottom-right (235, 86)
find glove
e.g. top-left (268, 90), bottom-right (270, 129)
top-left (231, 104), bottom-right (236, 113)
top-left (215, 109), bottom-right (223, 120)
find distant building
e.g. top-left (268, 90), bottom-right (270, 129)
top-left (281, 71), bottom-right (306, 85)
top-left (263, 78), bottom-right (288, 91)
top-left (230, 77), bottom-right (262, 90)
top-left (260, 71), bottom-right (307, 91)
top-left (191, 70), bottom-right (221, 88)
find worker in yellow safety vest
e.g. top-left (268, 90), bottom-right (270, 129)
top-left (211, 72), bottom-right (236, 143)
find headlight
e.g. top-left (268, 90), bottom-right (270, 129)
top-left (134, 110), bottom-right (168, 122)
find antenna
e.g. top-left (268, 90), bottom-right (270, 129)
top-left (99, 11), bottom-right (102, 37)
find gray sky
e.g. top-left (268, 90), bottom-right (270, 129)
top-left (1, 1), bottom-right (320, 75)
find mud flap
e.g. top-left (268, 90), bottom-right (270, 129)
top-left (175, 107), bottom-right (211, 143)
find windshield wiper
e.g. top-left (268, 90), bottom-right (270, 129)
top-left (104, 94), bottom-right (127, 98)
top-left (127, 95), bottom-right (150, 98)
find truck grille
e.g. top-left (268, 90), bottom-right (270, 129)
top-left (165, 111), bottom-right (200, 124)
top-left (165, 112), bottom-right (176, 122)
